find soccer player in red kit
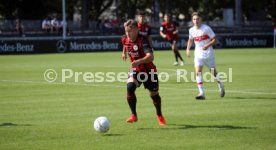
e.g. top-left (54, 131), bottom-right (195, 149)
top-left (137, 11), bottom-right (153, 47)
top-left (160, 14), bottom-right (184, 66)
top-left (121, 19), bottom-right (166, 126)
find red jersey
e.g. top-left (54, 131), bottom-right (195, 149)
top-left (138, 22), bottom-right (151, 36)
top-left (121, 35), bottom-right (156, 73)
top-left (160, 21), bottom-right (178, 41)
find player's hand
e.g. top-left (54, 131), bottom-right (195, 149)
top-left (122, 53), bottom-right (127, 61)
top-left (186, 50), bottom-right (190, 57)
top-left (161, 34), bottom-right (166, 39)
top-left (131, 60), bottom-right (140, 68)
top-left (203, 45), bottom-right (209, 50)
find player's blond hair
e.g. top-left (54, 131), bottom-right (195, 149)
top-left (191, 12), bottom-right (202, 18)
top-left (124, 19), bottom-right (138, 31)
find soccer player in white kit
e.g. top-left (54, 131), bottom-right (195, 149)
top-left (186, 12), bottom-right (225, 100)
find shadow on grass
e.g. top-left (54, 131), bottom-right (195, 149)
top-left (138, 124), bottom-right (256, 130)
top-left (103, 133), bottom-right (124, 136)
top-left (0, 122), bottom-right (33, 127)
top-left (231, 96), bottom-right (276, 100)
top-left (170, 124), bottom-right (257, 130)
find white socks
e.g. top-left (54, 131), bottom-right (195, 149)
top-left (215, 74), bottom-right (224, 90)
top-left (196, 75), bottom-right (204, 95)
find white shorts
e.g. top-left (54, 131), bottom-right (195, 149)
top-left (194, 56), bottom-right (216, 69)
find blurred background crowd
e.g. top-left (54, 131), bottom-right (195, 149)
top-left (0, 0), bottom-right (274, 37)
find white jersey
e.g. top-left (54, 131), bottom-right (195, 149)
top-left (42, 19), bottom-right (51, 29)
top-left (189, 24), bottom-right (215, 59)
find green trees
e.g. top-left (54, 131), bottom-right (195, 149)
top-left (0, 0), bottom-right (274, 24)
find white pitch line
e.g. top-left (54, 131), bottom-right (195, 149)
top-left (159, 68), bottom-right (177, 72)
top-left (161, 87), bottom-right (276, 95)
top-left (1, 79), bottom-right (276, 95)
top-left (0, 79), bottom-right (125, 88)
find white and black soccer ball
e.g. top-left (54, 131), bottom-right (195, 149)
top-left (93, 116), bottom-right (110, 133)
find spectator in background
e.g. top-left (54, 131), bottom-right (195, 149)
top-left (15, 18), bottom-right (25, 37)
top-left (103, 19), bottom-right (113, 35)
top-left (58, 20), bottom-right (70, 36)
top-left (42, 17), bottom-right (51, 33)
top-left (51, 17), bottom-right (60, 33)
top-left (96, 19), bottom-right (104, 35)
top-left (111, 16), bottom-right (119, 34)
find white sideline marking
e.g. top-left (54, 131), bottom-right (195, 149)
top-left (1, 79), bottom-right (276, 95)
top-left (0, 79), bottom-right (125, 88)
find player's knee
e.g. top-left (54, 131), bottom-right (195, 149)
top-left (173, 47), bottom-right (178, 51)
top-left (150, 91), bottom-right (159, 97)
top-left (127, 82), bottom-right (136, 94)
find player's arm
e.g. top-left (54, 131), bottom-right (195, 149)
top-left (131, 39), bottom-right (154, 67)
top-left (173, 29), bottom-right (178, 35)
top-left (203, 37), bottom-right (217, 50)
top-left (121, 36), bottom-right (127, 61)
top-left (122, 46), bottom-right (127, 61)
top-left (173, 24), bottom-right (178, 35)
top-left (159, 26), bottom-right (166, 39)
top-left (203, 27), bottom-right (217, 50)
top-left (186, 38), bottom-right (193, 57)
top-left (131, 52), bottom-right (153, 68)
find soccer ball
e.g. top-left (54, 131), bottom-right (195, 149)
top-left (93, 116), bottom-right (110, 133)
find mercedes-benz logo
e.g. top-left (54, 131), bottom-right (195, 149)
top-left (56, 40), bottom-right (67, 53)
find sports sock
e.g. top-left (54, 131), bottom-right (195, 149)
top-left (127, 83), bottom-right (137, 115)
top-left (151, 94), bottom-right (162, 116)
top-left (127, 94), bottom-right (137, 115)
top-left (176, 50), bottom-right (184, 61)
top-left (196, 75), bottom-right (204, 95)
top-left (215, 74), bottom-right (223, 89)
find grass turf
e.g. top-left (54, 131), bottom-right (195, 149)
top-left (0, 48), bottom-right (276, 150)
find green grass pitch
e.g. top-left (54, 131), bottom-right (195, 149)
top-left (0, 48), bottom-right (276, 150)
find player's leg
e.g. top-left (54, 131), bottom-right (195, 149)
top-left (171, 41), bottom-right (179, 65)
top-left (126, 77), bottom-right (139, 123)
top-left (146, 74), bottom-right (166, 125)
top-left (194, 58), bottom-right (205, 100)
top-left (205, 58), bottom-right (225, 97)
top-left (173, 40), bottom-right (184, 66)
top-left (210, 68), bottom-right (225, 97)
top-left (149, 90), bottom-right (166, 125)
top-left (149, 91), bottom-right (162, 116)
